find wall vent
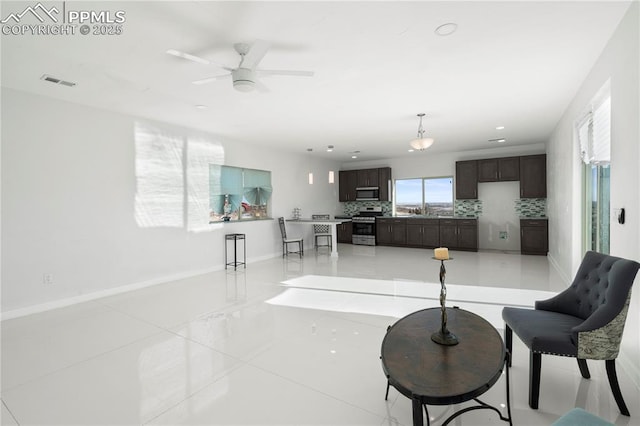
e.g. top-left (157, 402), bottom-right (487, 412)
top-left (40, 74), bottom-right (76, 87)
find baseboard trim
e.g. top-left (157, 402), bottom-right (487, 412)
top-left (1, 252), bottom-right (279, 321)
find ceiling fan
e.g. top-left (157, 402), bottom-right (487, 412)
top-left (167, 40), bottom-right (314, 92)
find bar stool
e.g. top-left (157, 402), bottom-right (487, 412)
top-left (224, 233), bottom-right (246, 270)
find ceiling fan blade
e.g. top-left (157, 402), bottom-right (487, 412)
top-left (241, 40), bottom-right (270, 70)
top-left (192, 74), bottom-right (231, 85)
top-left (257, 69), bottom-right (315, 77)
top-left (166, 49), bottom-right (211, 65)
top-left (167, 49), bottom-right (234, 71)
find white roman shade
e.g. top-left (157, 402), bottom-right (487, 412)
top-left (577, 93), bottom-right (611, 165)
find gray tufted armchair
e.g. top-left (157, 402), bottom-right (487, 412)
top-left (502, 251), bottom-right (639, 415)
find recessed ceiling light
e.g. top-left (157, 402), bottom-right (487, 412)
top-left (488, 138), bottom-right (507, 143)
top-left (327, 145), bottom-right (334, 152)
top-left (408, 149), bottom-right (415, 152)
top-left (435, 23), bottom-right (458, 37)
top-left (351, 155), bottom-right (358, 159)
top-left (195, 105), bottom-right (207, 109)
top-left (496, 126), bottom-right (505, 130)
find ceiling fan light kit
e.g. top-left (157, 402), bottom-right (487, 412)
top-left (232, 68), bottom-right (256, 92)
top-left (410, 113), bottom-right (435, 151)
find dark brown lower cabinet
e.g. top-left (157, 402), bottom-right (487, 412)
top-left (439, 219), bottom-right (478, 251)
top-left (337, 222), bottom-right (352, 243)
top-left (520, 219), bottom-right (548, 255)
top-left (377, 218), bottom-right (407, 246)
top-left (377, 217), bottom-right (477, 251)
top-left (406, 219), bottom-right (440, 248)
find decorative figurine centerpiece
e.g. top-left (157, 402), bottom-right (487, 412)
top-left (223, 194), bottom-right (231, 221)
top-left (431, 247), bottom-right (459, 346)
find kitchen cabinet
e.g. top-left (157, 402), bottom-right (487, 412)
top-left (377, 218), bottom-right (407, 246)
top-left (337, 221), bottom-right (353, 243)
top-left (338, 170), bottom-right (358, 201)
top-left (378, 167), bottom-right (392, 202)
top-left (339, 167), bottom-right (392, 202)
top-left (498, 157), bottom-right (520, 181)
top-left (520, 219), bottom-right (548, 255)
top-left (406, 219), bottom-right (440, 248)
top-left (439, 219), bottom-right (478, 251)
top-left (478, 157), bottom-right (520, 182)
top-left (520, 155), bottom-right (546, 198)
top-left (455, 160), bottom-right (478, 199)
top-left (357, 168), bottom-right (379, 187)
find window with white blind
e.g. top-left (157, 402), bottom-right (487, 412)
top-left (576, 81), bottom-right (610, 254)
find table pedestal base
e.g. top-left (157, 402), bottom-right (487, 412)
top-left (431, 330), bottom-right (459, 346)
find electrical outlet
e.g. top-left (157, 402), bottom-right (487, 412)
top-left (43, 273), bottom-right (54, 285)
top-left (499, 231), bottom-right (508, 240)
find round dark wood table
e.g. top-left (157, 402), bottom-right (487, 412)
top-left (381, 307), bottom-right (512, 426)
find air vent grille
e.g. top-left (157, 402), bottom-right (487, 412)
top-left (40, 74), bottom-right (76, 87)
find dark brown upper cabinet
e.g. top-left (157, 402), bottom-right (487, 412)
top-left (520, 155), bottom-right (547, 198)
top-left (338, 170), bottom-right (358, 201)
top-left (478, 157), bottom-right (520, 182)
top-left (455, 160), bottom-right (478, 199)
top-left (378, 167), bottom-right (392, 201)
top-left (356, 168), bottom-right (379, 187)
top-left (498, 157), bottom-right (520, 181)
top-left (339, 167), bottom-right (392, 202)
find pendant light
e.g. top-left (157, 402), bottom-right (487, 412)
top-left (410, 113), bottom-right (434, 151)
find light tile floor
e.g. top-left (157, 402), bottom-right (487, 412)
top-left (2, 246), bottom-right (639, 425)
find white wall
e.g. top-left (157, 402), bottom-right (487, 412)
top-left (1, 88), bottom-right (341, 316)
top-left (547, 2), bottom-right (640, 386)
top-left (477, 181), bottom-right (521, 251)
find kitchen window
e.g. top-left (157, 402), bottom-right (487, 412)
top-left (395, 177), bottom-right (453, 216)
top-left (209, 165), bottom-right (272, 222)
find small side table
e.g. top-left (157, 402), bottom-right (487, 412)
top-left (224, 233), bottom-right (246, 270)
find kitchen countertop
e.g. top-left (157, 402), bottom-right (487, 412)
top-left (379, 215), bottom-right (479, 220)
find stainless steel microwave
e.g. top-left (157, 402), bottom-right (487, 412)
top-left (355, 187), bottom-right (379, 201)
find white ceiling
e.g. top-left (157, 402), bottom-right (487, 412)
top-left (1, 1), bottom-right (632, 161)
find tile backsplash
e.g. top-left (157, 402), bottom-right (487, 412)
top-left (515, 198), bottom-right (547, 217)
top-left (454, 199), bottom-right (483, 218)
top-left (342, 201), bottom-right (392, 216)
top-left (340, 198), bottom-right (546, 218)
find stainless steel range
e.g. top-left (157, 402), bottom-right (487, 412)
top-left (352, 207), bottom-right (383, 246)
